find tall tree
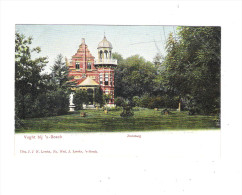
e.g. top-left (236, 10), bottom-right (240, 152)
top-left (15, 32), bottom-right (48, 119)
top-left (114, 54), bottom-right (157, 99)
top-left (50, 54), bottom-right (72, 90)
top-left (162, 27), bottom-right (221, 114)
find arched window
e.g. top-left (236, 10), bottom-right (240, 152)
top-left (109, 51), bottom-right (112, 59)
top-left (99, 50), bottom-right (103, 59)
top-left (104, 50), bottom-right (108, 59)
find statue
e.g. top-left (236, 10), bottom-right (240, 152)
top-left (69, 93), bottom-right (74, 105)
top-left (69, 93), bottom-right (75, 111)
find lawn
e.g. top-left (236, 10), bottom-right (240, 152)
top-left (15, 108), bottom-right (220, 133)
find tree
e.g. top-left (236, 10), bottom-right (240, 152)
top-left (73, 90), bottom-right (88, 110)
top-left (50, 54), bottom-right (73, 90)
top-left (112, 52), bottom-right (125, 65)
top-left (161, 27), bottom-right (221, 114)
top-left (114, 54), bottom-right (157, 99)
top-left (94, 87), bottom-right (104, 107)
top-left (15, 32), bottom-right (48, 119)
top-left (15, 33), bottom-right (73, 120)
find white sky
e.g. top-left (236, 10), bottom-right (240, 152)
top-left (16, 25), bottom-right (177, 73)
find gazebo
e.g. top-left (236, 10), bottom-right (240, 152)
top-left (77, 77), bottom-right (99, 108)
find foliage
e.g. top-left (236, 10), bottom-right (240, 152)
top-left (32, 90), bottom-right (69, 117)
top-left (120, 105), bottom-right (134, 117)
top-left (114, 97), bottom-right (126, 107)
top-left (103, 93), bottom-right (111, 105)
top-left (94, 87), bottom-right (105, 107)
top-left (73, 90), bottom-right (88, 110)
top-left (16, 89), bottom-right (69, 118)
top-left (114, 54), bottom-right (157, 99)
top-left (136, 94), bottom-right (178, 109)
top-left (50, 54), bottom-right (74, 90)
top-left (15, 32), bottom-right (48, 119)
top-left (161, 27), bottom-right (221, 114)
top-left (15, 33), bottom-right (71, 120)
top-left (112, 52), bottom-right (125, 65)
top-left (132, 96), bottom-right (141, 107)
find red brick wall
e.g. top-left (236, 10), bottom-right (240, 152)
top-left (67, 41), bottom-right (115, 104)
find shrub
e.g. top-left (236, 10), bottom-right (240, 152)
top-left (115, 97), bottom-right (126, 107)
top-left (132, 96), bottom-right (141, 107)
top-left (139, 94), bottom-right (151, 108)
top-left (73, 90), bottom-right (88, 110)
top-left (147, 96), bottom-right (163, 109)
top-left (120, 105), bottom-right (134, 117)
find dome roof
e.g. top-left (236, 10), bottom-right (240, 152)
top-left (98, 36), bottom-right (113, 49)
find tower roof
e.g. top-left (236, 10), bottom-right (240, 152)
top-left (98, 36), bottom-right (113, 49)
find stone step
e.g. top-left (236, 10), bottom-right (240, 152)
top-left (85, 105), bottom-right (96, 109)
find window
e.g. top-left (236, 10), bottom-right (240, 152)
top-left (105, 73), bottom-right (109, 85)
top-left (87, 62), bottom-right (91, 70)
top-left (104, 50), bottom-right (108, 59)
top-left (110, 74), bottom-right (113, 86)
top-left (99, 74), bottom-right (103, 85)
top-left (75, 61), bottom-right (80, 69)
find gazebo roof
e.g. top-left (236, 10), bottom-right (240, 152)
top-left (78, 77), bottom-right (99, 86)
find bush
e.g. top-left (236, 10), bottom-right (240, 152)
top-left (94, 87), bottom-right (105, 107)
top-left (34, 90), bottom-right (69, 117)
top-left (147, 96), bottom-right (163, 109)
top-left (15, 90), bottom-right (70, 119)
top-left (108, 107), bottom-right (122, 111)
top-left (73, 90), bottom-right (88, 110)
top-left (120, 105), bottom-right (134, 117)
top-left (132, 107), bottom-right (140, 111)
top-left (132, 96), bottom-right (141, 107)
top-left (183, 96), bottom-right (200, 115)
top-left (139, 94), bottom-right (151, 108)
top-left (115, 97), bottom-right (126, 107)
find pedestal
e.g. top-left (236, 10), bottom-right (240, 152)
top-left (69, 105), bottom-right (76, 112)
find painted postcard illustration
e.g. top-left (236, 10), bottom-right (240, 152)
top-left (15, 25), bottom-right (221, 133)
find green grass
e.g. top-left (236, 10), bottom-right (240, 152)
top-left (15, 109), bottom-right (220, 133)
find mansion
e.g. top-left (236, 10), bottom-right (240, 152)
top-left (66, 36), bottom-right (117, 108)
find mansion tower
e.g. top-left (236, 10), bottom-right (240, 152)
top-left (66, 36), bottom-right (117, 107)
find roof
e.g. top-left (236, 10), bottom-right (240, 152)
top-left (78, 77), bottom-right (99, 86)
top-left (98, 36), bottom-right (113, 49)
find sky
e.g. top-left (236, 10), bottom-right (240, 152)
top-left (16, 25), bottom-right (177, 73)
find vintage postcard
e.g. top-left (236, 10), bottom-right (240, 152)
top-left (14, 24), bottom-right (221, 157)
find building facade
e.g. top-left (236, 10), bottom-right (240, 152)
top-left (66, 36), bottom-right (117, 107)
